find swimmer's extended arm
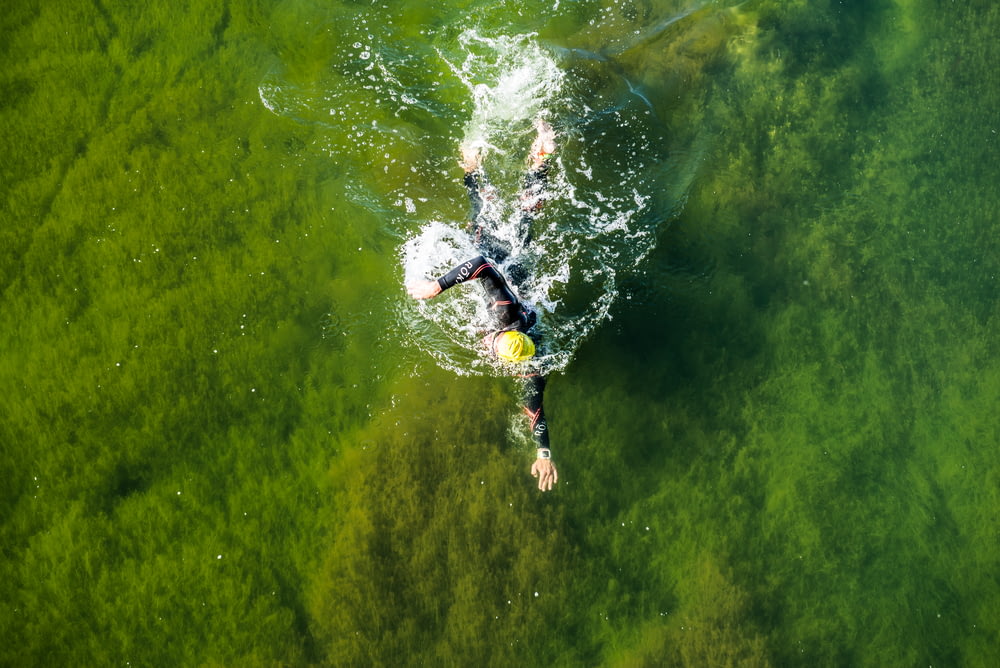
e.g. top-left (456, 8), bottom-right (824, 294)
top-left (522, 374), bottom-right (550, 449)
top-left (522, 373), bottom-right (558, 492)
top-left (406, 256), bottom-right (509, 301)
top-left (435, 255), bottom-right (501, 292)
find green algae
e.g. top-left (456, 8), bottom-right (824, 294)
top-left (3, 0), bottom-right (1000, 666)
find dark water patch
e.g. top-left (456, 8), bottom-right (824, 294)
top-left (309, 371), bottom-right (592, 665)
top-left (108, 463), bottom-right (153, 504)
top-left (756, 0), bottom-right (895, 75)
top-left (212, 2), bottom-right (232, 47)
top-left (0, 76), bottom-right (35, 111)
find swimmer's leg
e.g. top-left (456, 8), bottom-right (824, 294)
top-left (517, 119), bottom-right (557, 247)
top-left (460, 144), bottom-right (490, 246)
top-left (460, 143), bottom-right (510, 261)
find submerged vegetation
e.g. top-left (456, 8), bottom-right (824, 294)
top-left (2, 0), bottom-right (999, 665)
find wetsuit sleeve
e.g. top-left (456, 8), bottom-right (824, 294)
top-left (436, 256), bottom-right (505, 294)
top-left (520, 374), bottom-right (550, 450)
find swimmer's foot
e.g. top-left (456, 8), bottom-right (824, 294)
top-left (459, 144), bottom-right (482, 173)
top-left (529, 118), bottom-right (556, 169)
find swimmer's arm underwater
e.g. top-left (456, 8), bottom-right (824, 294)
top-left (522, 373), bottom-right (558, 492)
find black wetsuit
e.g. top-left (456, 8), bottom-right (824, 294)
top-left (436, 255), bottom-right (550, 449)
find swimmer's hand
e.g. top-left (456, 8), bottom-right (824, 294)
top-left (407, 280), bottom-right (442, 300)
top-left (531, 458), bottom-right (558, 492)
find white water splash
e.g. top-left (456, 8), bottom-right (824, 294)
top-left (440, 31), bottom-right (565, 153)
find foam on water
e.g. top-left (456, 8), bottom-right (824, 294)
top-left (441, 32), bottom-right (565, 149)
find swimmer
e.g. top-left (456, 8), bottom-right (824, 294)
top-left (408, 120), bottom-right (559, 491)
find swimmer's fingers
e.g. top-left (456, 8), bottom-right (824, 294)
top-left (539, 467), bottom-right (554, 491)
top-left (531, 459), bottom-right (558, 492)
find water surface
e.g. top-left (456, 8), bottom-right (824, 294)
top-left (2, 1), bottom-right (999, 665)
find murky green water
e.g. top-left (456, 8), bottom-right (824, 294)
top-left (3, 0), bottom-right (999, 665)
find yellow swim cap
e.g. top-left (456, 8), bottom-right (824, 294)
top-left (495, 331), bottom-right (535, 362)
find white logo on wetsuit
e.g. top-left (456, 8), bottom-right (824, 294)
top-left (455, 261), bottom-right (474, 284)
